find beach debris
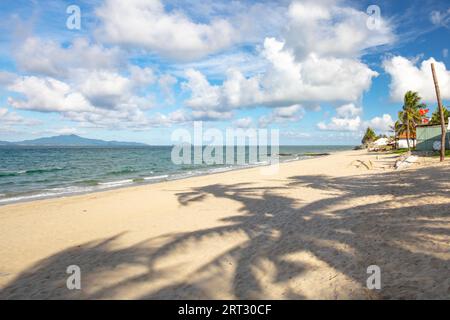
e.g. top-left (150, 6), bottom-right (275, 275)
top-left (394, 155), bottom-right (418, 170)
top-left (349, 159), bottom-right (373, 170)
top-left (278, 153), bottom-right (293, 156)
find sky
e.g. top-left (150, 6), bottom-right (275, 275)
top-left (0, 0), bottom-right (449, 145)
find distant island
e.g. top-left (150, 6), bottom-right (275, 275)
top-left (0, 134), bottom-right (148, 147)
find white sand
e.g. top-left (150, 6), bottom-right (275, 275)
top-left (0, 149), bottom-right (449, 299)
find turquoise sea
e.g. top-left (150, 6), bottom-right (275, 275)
top-left (0, 145), bottom-right (353, 204)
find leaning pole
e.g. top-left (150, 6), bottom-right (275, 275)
top-left (431, 63), bottom-right (446, 162)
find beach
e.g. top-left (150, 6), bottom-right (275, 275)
top-left (0, 149), bottom-right (449, 299)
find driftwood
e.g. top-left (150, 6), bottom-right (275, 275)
top-left (349, 159), bottom-right (373, 170)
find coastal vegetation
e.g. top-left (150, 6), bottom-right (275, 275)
top-left (394, 91), bottom-right (426, 151)
top-left (429, 105), bottom-right (449, 125)
top-left (361, 127), bottom-right (377, 145)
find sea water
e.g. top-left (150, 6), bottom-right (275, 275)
top-left (0, 145), bottom-right (352, 204)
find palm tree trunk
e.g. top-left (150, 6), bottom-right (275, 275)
top-left (431, 63), bottom-right (446, 161)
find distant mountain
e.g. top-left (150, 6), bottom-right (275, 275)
top-left (0, 140), bottom-right (13, 145)
top-left (3, 134), bottom-right (147, 147)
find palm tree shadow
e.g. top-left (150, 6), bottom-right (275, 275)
top-left (1, 165), bottom-right (449, 299)
top-left (145, 166), bottom-right (450, 299)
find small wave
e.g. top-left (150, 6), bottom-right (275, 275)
top-left (0, 170), bottom-right (31, 177)
top-left (0, 193), bottom-right (55, 204)
top-left (0, 185), bottom-right (95, 204)
top-left (252, 161), bottom-right (269, 165)
top-left (207, 167), bottom-right (233, 174)
top-left (0, 171), bottom-right (20, 177)
top-left (0, 167), bottom-right (65, 177)
top-left (0, 178), bottom-right (137, 204)
top-left (76, 179), bottom-right (99, 186)
top-left (168, 172), bottom-right (195, 180)
top-left (98, 179), bottom-right (134, 187)
top-left (44, 185), bottom-right (91, 193)
top-left (108, 168), bottom-right (136, 175)
top-left (143, 174), bottom-right (169, 181)
top-left (25, 167), bottom-right (64, 174)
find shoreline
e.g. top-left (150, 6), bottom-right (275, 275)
top-left (0, 152), bottom-right (338, 207)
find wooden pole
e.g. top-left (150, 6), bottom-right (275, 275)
top-left (431, 63), bottom-right (446, 162)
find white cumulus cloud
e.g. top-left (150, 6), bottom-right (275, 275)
top-left (8, 76), bottom-right (93, 113)
top-left (233, 117), bottom-right (253, 129)
top-left (183, 38), bottom-right (378, 116)
top-left (0, 108), bottom-right (41, 126)
top-left (14, 37), bottom-right (122, 77)
top-left (317, 103), bottom-right (394, 134)
top-left (317, 116), bottom-right (362, 132)
top-left (285, 0), bottom-right (395, 59)
top-left (258, 104), bottom-right (305, 127)
top-left (6, 69), bottom-right (175, 129)
top-left (95, 0), bottom-right (236, 61)
top-left (383, 56), bottom-right (450, 102)
top-left (363, 114), bottom-right (394, 133)
top-left (317, 103), bottom-right (362, 131)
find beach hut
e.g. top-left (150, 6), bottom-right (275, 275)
top-left (396, 132), bottom-right (416, 149)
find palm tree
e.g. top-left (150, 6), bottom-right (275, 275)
top-left (361, 127), bottom-right (376, 146)
top-left (392, 119), bottom-right (405, 137)
top-left (396, 91), bottom-right (425, 150)
top-left (430, 105), bottom-right (449, 125)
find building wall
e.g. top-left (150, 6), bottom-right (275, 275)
top-left (397, 139), bottom-right (416, 149)
top-left (416, 125), bottom-right (450, 151)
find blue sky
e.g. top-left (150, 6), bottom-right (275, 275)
top-left (0, 0), bottom-right (449, 145)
